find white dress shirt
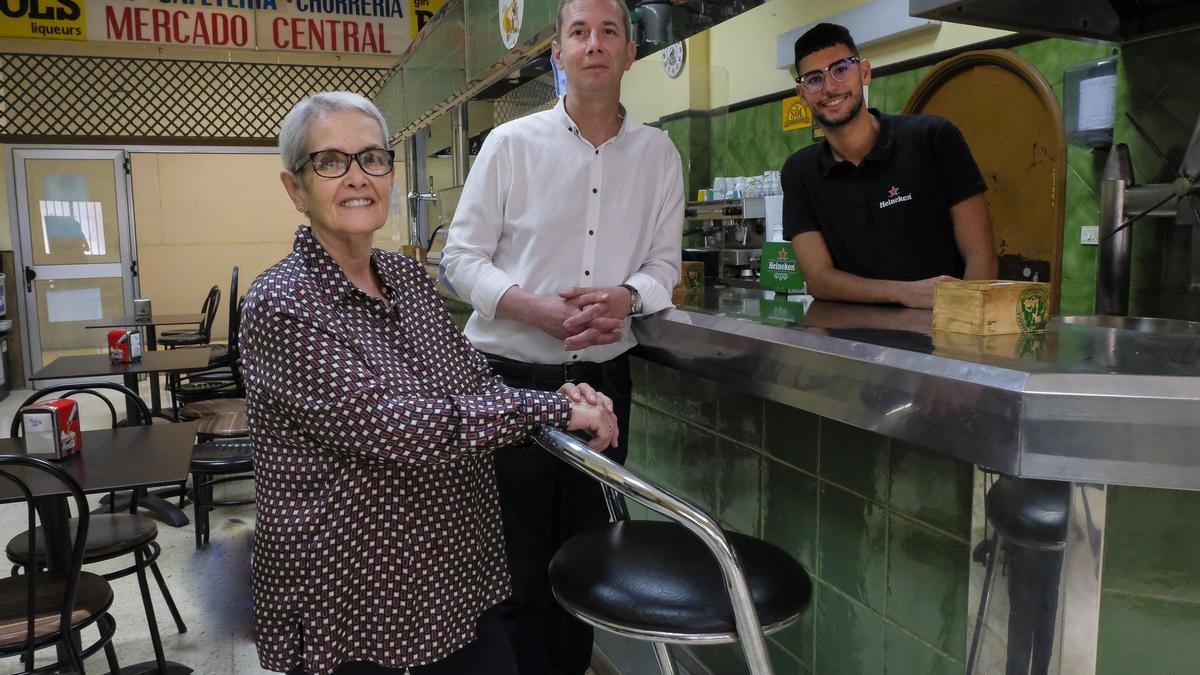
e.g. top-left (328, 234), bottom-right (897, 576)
top-left (442, 97), bottom-right (684, 365)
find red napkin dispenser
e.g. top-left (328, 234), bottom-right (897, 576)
top-left (108, 329), bottom-right (142, 363)
top-left (19, 400), bottom-right (81, 460)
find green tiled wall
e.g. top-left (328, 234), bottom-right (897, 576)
top-left (1097, 486), bottom-right (1200, 674)
top-left (623, 357), bottom-right (974, 674)
top-left (672, 36), bottom-right (1200, 317)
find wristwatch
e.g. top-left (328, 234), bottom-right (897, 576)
top-left (620, 284), bottom-right (642, 316)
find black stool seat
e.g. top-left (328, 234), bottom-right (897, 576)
top-left (986, 476), bottom-right (1070, 548)
top-left (550, 520), bottom-right (812, 635)
top-left (192, 438), bottom-right (253, 472)
top-left (7, 514), bottom-right (158, 563)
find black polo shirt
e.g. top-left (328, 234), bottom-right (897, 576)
top-left (781, 110), bottom-right (986, 282)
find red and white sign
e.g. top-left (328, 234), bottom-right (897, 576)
top-left (2, 0), bottom-right (412, 54)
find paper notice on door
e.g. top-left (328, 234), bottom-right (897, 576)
top-left (46, 287), bottom-right (103, 323)
top-left (1078, 74), bottom-right (1116, 131)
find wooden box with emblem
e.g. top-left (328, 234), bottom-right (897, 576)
top-left (932, 280), bottom-right (1050, 335)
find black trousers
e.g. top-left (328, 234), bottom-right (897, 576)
top-left (286, 606), bottom-right (515, 675)
top-left (486, 352), bottom-right (632, 675)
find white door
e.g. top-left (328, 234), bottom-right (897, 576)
top-left (11, 148), bottom-right (138, 372)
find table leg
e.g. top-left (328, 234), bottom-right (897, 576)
top-left (34, 497), bottom-right (71, 573)
top-left (96, 492), bottom-right (189, 527)
top-left (147, 327), bottom-right (163, 415)
top-left (33, 497), bottom-right (80, 668)
top-left (122, 372), bottom-right (142, 421)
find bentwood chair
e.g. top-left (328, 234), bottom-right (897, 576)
top-left (159, 284), bottom-right (220, 348)
top-left (173, 295), bottom-right (247, 420)
top-left (7, 383), bottom-right (188, 673)
top-left (0, 455), bottom-right (120, 674)
top-left (534, 427), bottom-right (812, 675)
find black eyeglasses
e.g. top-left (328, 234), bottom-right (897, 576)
top-left (795, 56), bottom-right (861, 94)
top-left (299, 148), bottom-right (395, 178)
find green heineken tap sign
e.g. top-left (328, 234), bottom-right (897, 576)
top-left (760, 242), bottom-right (805, 294)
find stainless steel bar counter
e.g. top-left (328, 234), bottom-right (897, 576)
top-left (436, 277), bottom-right (1200, 673)
top-left (630, 285), bottom-right (1200, 674)
top-left (633, 286), bottom-right (1200, 492)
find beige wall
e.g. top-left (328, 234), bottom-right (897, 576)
top-left (131, 152), bottom-right (409, 340)
top-left (131, 152), bottom-right (296, 340)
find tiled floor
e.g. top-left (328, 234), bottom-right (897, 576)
top-left (0, 380), bottom-right (263, 674)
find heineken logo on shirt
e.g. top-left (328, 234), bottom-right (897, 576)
top-left (879, 185), bottom-right (913, 209)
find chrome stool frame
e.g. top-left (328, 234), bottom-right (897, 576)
top-left (535, 427), bottom-right (801, 675)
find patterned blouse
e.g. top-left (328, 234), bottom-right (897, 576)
top-left (242, 226), bottom-right (572, 675)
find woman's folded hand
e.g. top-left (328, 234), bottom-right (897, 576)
top-left (559, 382), bottom-right (619, 451)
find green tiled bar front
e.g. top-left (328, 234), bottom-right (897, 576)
top-left (619, 355), bottom-right (1200, 674)
top-left (623, 357), bottom-right (973, 674)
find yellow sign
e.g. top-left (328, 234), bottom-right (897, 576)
top-left (0, 0), bottom-right (87, 41)
top-left (409, 0), bottom-right (445, 37)
top-left (782, 96), bottom-right (812, 132)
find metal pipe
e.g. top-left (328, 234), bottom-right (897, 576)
top-left (451, 102), bottom-right (469, 187)
top-left (1097, 144), bottom-right (1133, 316)
top-left (405, 128), bottom-right (433, 248)
top-left (404, 136), bottom-right (422, 247)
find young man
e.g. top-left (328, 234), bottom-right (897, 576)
top-left (783, 23), bottom-right (998, 309)
top-left (440, 0), bottom-right (684, 671)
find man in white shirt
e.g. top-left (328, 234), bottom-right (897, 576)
top-left (441, 0), bottom-right (683, 671)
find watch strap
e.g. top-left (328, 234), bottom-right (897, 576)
top-left (619, 283), bottom-right (642, 315)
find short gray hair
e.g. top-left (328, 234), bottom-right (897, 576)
top-left (555, 0), bottom-right (633, 43)
top-left (278, 92), bottom-right (389, 173)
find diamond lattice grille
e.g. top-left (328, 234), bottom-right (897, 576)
top-left (492, 74), bottom-right (557, 127)
top-left (0, 53), bottom-right (393, 140)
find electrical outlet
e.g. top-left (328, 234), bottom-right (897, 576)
top-left (1081, 225), bottom-right (1099, 245)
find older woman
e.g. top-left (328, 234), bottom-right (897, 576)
top-left (242, 92), bottom-right (619, 675)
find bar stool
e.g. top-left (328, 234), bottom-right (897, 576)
top-left (189, 438), bottom-right (254, 549)
top-left (967, 474), bottom-right (1070, 674)
top-left (535, 427), bottom-right (812, 675)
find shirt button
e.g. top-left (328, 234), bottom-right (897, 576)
top-left (594, 150), bottom-right (599, 155)
top-left (592, 188), bottom-right (598, 194)
top-left (572, 354), bottom-right (579, 360)
top-left (588, 230), bottom-right (594, 235)
top-left (584, 270), bottom-right (590, 276)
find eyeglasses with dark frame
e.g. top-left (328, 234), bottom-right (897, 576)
top-left (795, 56), bottom-right (862, 94)
top-left (298, 148), bottom-right (396, 178)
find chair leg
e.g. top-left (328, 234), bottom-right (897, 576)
top-left (64, 632), bottom-right (86, 674)
top-left (967, 533), bottom-right (1003, 675)
top-left (104, 638), bottom-right (120, 674)
top-left (134, 546), bottom-right (169, 672)
top-left (652, 642), bottom-right (677, 675)
top-left (201, 475), bottom-right (214, 548)
top-left (149, 557), bottom-right (188, 634)
top-left (193, 472), bottom-right (206, 550)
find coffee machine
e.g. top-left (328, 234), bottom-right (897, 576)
top-left (683, 195), bottom-right (783, 286)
